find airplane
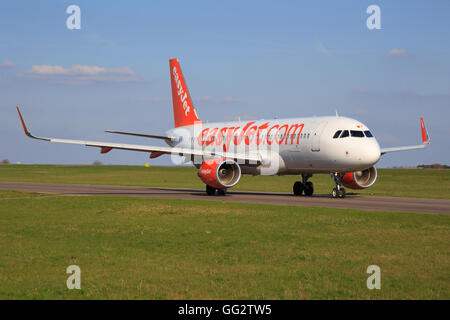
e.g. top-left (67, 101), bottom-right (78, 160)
top-left (16, 58), bottom-right (430, 198)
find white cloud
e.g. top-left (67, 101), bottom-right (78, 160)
top-left (149, 97), bottom-right (166, 102)
top-left (316, 40), bottom-right (330, 55)
top-left (219, 97), bottom-right (238, 104)
top-left (193, 96), bottom-right (238, 104)
top-left (199, 96), bottom-right (213, 101)
top-left (220, 114), bottom-right (256, 121)
top-left (377, 134), bottom-right (399, 144)
top-left (387, 48), bottom-right (409, 57)
top-left (145, 95), bottom-right (238, 104)
top-left (353, 108), bottom-right (369, 115)
top-left (0, 60), bottom-right (16, 68)
top-left (22, 64), bottom-right (141, 84)
top-left (353, 88), bottom-right (450, 100)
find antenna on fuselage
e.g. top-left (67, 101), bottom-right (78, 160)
top-left (335, 109), bottom-right (339, 117)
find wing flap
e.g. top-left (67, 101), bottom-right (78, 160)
top-left (105, 130), bottom-right (175, 142)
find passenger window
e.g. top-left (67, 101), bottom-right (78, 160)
top-left (333, 130), bottom-right (342, 139)
top-left (350, 130), bottom-right (364, 138)
top-left (364, 130), bottom-right (373, 138)
top-left (340, 130), bottom-right (349, 138)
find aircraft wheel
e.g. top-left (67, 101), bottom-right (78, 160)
top-left (332, 188), bottom-right (338, 198)
top-left (217, 189), bottom-right (227, 196)
top-left (304, 181), bottom-right (314, 196)
top-left (206, 185), bottom-right (216, 196)
top-left (293, 181), bottom-right (304, 196)
top-left (338, 188), bottom-right (346, 198)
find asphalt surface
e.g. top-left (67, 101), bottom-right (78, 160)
top-left (1, 181), bottom-right (449, 215)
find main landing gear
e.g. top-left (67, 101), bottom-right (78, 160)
top-left (331, 172), bottom-right (346, 198)
top-left (206, 185), bottom-right (227, 196)
top-left (293, 174), bottom-right (314, 196)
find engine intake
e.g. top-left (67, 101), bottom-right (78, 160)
top-left (198, 158), bottom-right (241, 189)
top-left (341, 166), bottom-right (377, 189)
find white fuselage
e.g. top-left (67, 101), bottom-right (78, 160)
top-left (166, 116), bottom-right (381, 175)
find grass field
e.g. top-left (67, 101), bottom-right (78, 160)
top-left (0, 195), bottom-right (448, 299)
top-left (0, 164), bottom-right (449, 199)
top-left (0, 190), bottom-right (45, 199)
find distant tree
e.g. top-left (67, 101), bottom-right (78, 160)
top-left (417, 163), bottom-right (449, 169)
top-left (1, 159), bottom-right (10, 164)
top-left (92, 160), bottom-right (102, 166)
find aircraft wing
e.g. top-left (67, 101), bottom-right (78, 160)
top-left (104, 130), bottom-right (176, 142)
top-left (380, 118), bottom-right (430, 155)
top-left (17, 107), bottom-right (261, 164)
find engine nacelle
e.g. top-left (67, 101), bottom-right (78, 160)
top-left (198, 158), bottom-right (241, 189)
top-left (341, 166), bottom-right (377, 189)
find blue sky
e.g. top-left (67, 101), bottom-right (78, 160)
top-left (0, 0), bottom-right (449, 167)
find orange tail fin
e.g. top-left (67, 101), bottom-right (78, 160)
top-left (169, 58), bottom-right (201, 127)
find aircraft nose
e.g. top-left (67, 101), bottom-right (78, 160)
top-left (364, 141), bottom-right (381, 166)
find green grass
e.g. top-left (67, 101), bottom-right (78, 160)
top-left (0, 189), bottom-right (45, 199)
top-left (0, 164), bottom-right (449, 198)
top-left (0, 195), bottom-right (448, 299)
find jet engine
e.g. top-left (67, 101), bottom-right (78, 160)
top-left (341, 166), bottom-right (377, 189)
top-left (198, 158), bottom-right (241, 189)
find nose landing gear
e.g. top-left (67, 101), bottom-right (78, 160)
top-left (293, 174), bottom-right (314, 196)
top-left (331, 173), bottom-right (346, 198)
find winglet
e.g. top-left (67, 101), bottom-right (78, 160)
top-left (420, 117), bottom-right (429, 144)
top-left (16, 106), bottom-right (49, 141)
top-left (17, 106), bottom-right (30, 137)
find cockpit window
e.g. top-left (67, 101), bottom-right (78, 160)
top-left (350, 130), bottom-right (364, 138)
top-left (333, 130), bottom-right (342, 139)
top-left (364, 130), bottom-right (373, 138)
top-left (340, 130), bottom-right (349, 138)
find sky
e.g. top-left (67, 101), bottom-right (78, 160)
top-left (0, 0), bottom-right (449, 167)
